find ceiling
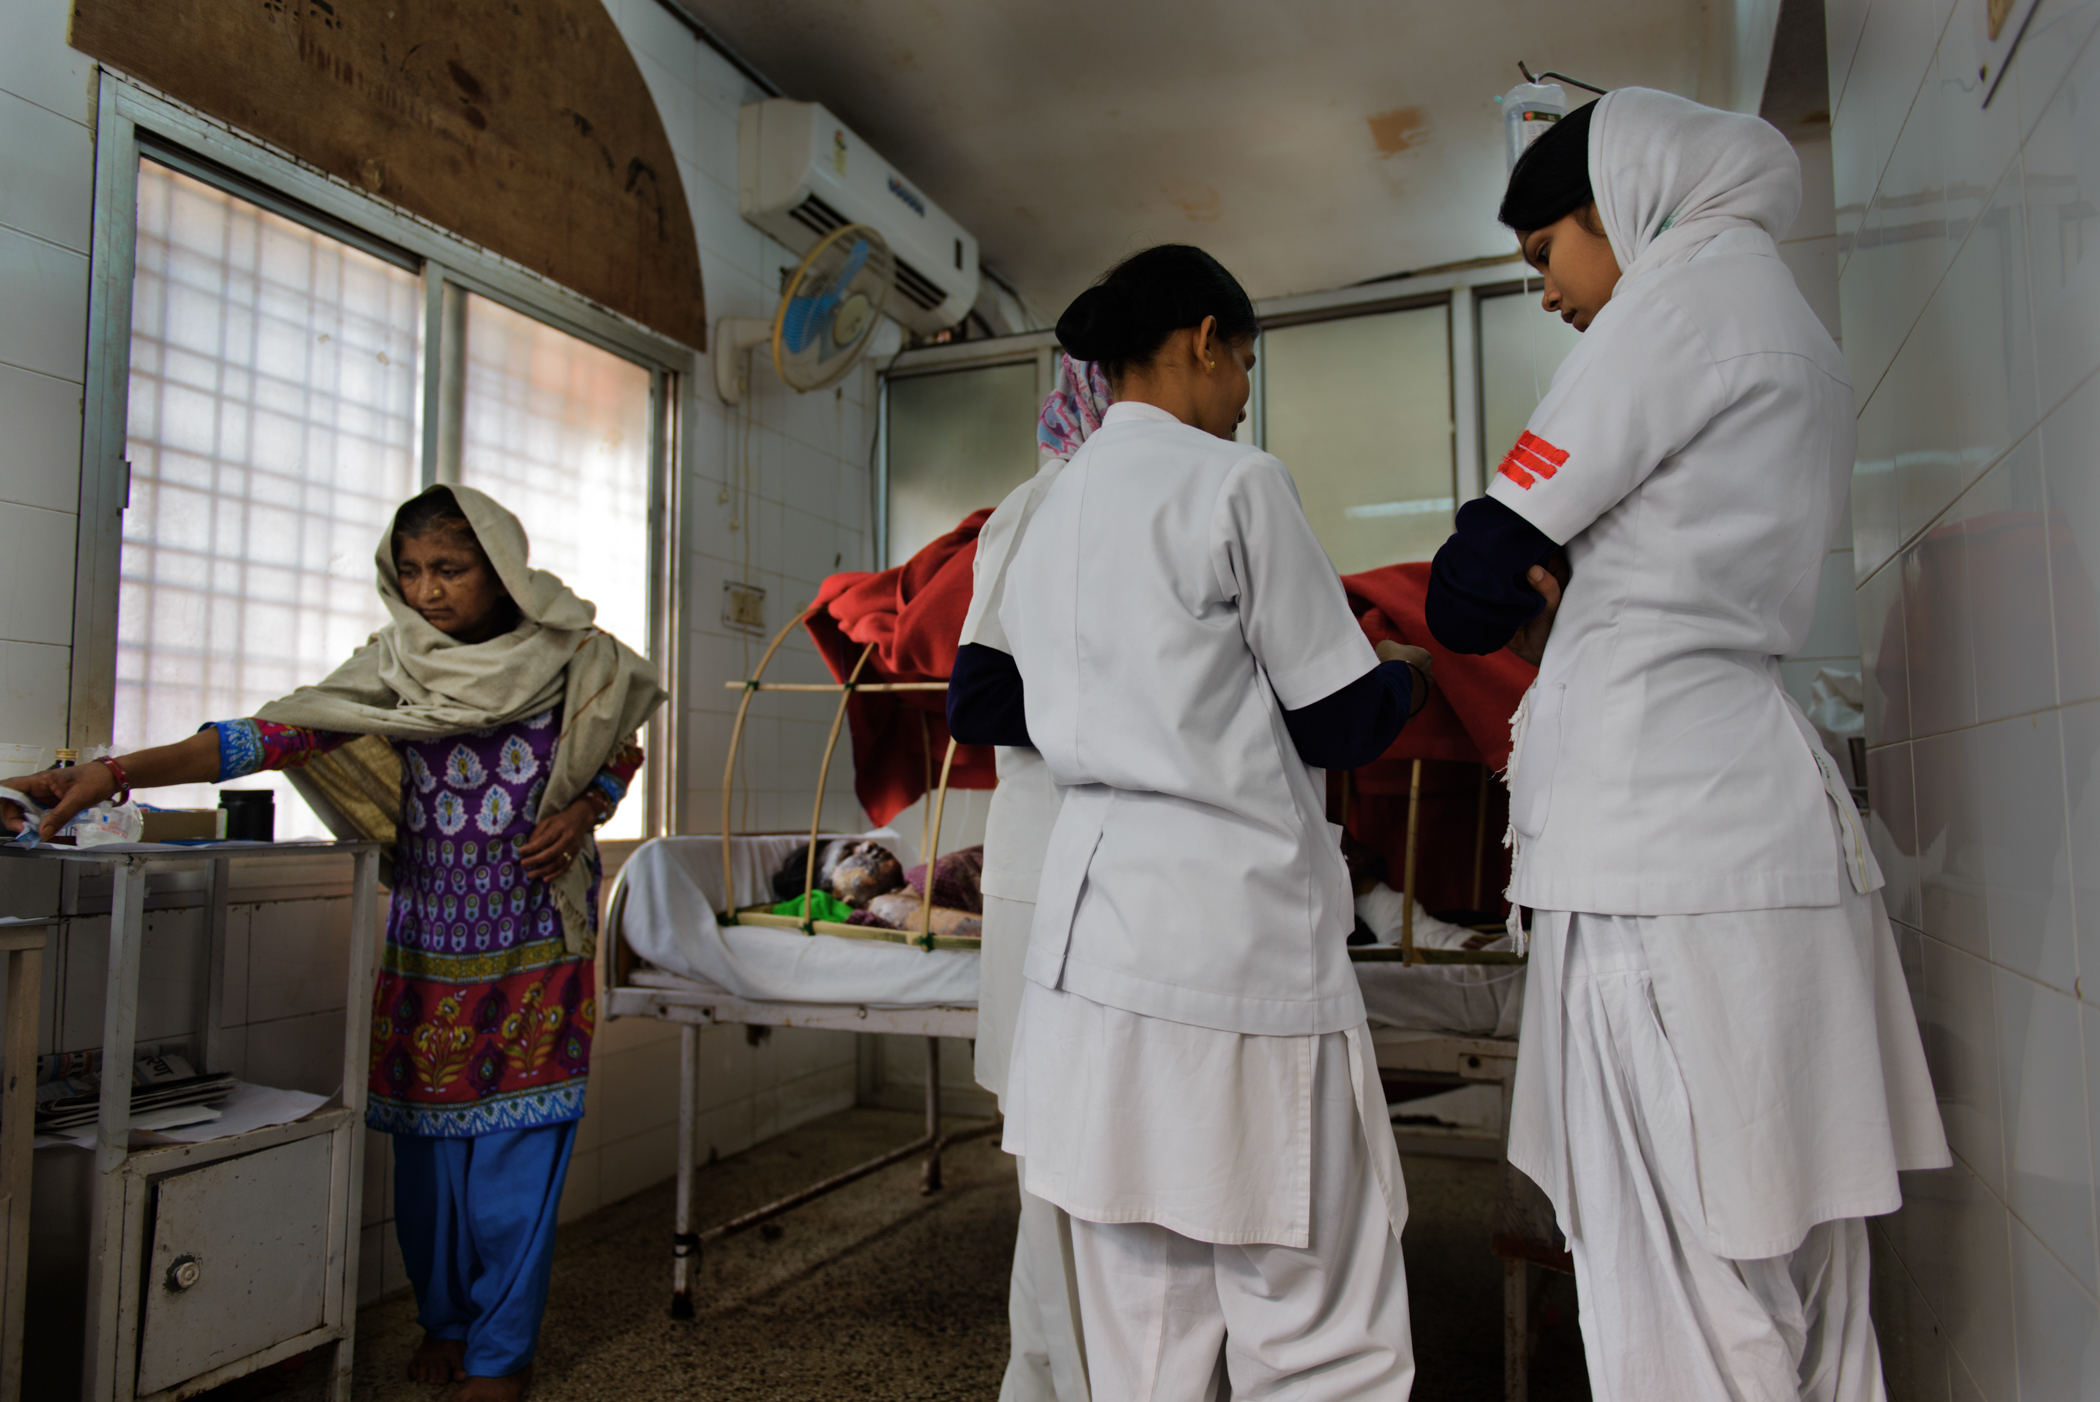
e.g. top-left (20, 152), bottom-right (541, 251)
top-left (670, 0), bottom-right (1711, 319)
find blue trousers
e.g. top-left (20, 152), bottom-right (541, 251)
top-left (392, 1121), bottom-right (576, 1378)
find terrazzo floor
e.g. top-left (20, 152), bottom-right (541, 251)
top-left (236, 1107), bottom-right (1591, 1400)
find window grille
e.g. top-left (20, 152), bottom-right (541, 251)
top-left (118, 160), bottom-right (421, 835)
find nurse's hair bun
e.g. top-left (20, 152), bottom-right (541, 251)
top-left (1055, 245), bottom-right (1258, 382)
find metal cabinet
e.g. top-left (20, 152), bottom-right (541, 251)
top-left (5, 842), bottom-right (378, 1402)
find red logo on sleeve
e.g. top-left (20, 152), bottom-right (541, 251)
top-left (1495, 431), bottom-right (1568, 490)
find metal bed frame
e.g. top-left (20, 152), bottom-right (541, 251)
top-left (606, 607), bottom-right (996, 1318)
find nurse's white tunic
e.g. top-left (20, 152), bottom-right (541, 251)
top-left (996, 401), bottom-right (1404, 1248)
top-left (961, 459), bottom-right (1068, 1106)
top-left (1489, 223), bottom-right (1947, 1256)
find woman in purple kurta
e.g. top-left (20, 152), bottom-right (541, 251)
top-left (5, 486), bottom-right (663, 1402)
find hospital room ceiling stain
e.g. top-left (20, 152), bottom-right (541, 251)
top-left (1167, 183), bottom-right (1224, 222)
top-left (1367, 107), bottom-right (1431, 157)
top-left (665, 0), bottom-right (1704, 307)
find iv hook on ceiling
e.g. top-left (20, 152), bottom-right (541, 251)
top-left (1517, 61), bottom-right (1608, 95)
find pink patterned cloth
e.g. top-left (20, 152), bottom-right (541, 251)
top-left (1035, 354), bottom-right (1113, 459)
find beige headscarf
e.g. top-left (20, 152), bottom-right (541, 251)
top-left (259, 484), bottom-right (667, 956)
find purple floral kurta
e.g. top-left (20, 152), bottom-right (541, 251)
top-left (216, 706), bottom-right (640, 1137)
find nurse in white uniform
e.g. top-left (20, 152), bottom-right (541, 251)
top-left (948, 243), bottom-right (1432, 1401)
top-left (957, 354), bottom-right (1111, 1402)
top-left (1426, 89), bottom-right (1948, 1401)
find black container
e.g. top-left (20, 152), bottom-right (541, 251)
top-left (218, 789), bottom-right (274, 842)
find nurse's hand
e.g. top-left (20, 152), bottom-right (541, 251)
top-left (1509, 554), bottom-right (1570, 667)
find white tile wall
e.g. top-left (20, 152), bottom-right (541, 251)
top-left (1840, 0), bottom-right (2100, 1391)
top-left (0, 2), bottom-right (89, 762)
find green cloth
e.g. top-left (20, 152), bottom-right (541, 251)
top-left (771, 890), bottom-right (855, 924)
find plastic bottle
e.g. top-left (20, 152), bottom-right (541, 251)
top-left (1502, 82), bottom-right (1568, 173)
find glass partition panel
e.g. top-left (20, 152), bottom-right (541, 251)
top-left (1477, 285), bottom-right (1584, 477)
top-left (1260, 303), bottom-right (1454, 573)
top-left (118, 160), bottom-right (422, 836)
top-left (884, 359), bottom-right (1040, 566)
top-left (457, 292), bottom-right (657, 839)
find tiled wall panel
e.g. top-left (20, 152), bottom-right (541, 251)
top-left (1842, 0), bottom-right (2100, 1391)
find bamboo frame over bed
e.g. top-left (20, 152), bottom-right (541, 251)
top-left (718, 607), bottom-right (1521, 967)
top-left (717, 607), bottom-right (977, 951)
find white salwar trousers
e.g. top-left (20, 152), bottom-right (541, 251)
top-left (1517, 893), bottom-right (1944, 1402)
top-left (1054, 1016), bottom-right (1414, 1402)
top-left (1004, 1166), bottom-right (1092, 1402)
top-left (982, 892), bottom-right (1091, 1402)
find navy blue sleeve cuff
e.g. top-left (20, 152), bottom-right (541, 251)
top-left (1282, 658), bottom-right (1413, 770)
top-left (1426, 496), bottom-right (1562, 655)
top-left (947, 643), bottom-right (1032, 747)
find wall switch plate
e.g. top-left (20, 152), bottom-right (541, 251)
top-left (722, 582), bottom-right (766, 633)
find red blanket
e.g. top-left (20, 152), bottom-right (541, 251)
top-left (806, 524), bottom-right (1536, 918)
top-left (804, 511), bottom-right (999, 825)
top-left (1339, 562), bottom-right (1535, 916)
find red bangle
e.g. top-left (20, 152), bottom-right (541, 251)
top-left (96, 755), bottom-right (131, 804)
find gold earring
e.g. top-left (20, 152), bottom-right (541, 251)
top-left (1208, 360), bottom-right (1216, 370)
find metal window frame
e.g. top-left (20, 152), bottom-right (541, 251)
top-left (75, 75), bottom-right (694, 837)
top-left (1471, 276), bottom-right (1553, 484)
top-left (870, 263), bottom-right (1527, 561)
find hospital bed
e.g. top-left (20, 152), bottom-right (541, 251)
top-left (604, 612), bottom-right (1559, 1397)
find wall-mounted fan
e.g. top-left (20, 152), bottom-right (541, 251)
top-left (714, 222), bottom-right (896, 405)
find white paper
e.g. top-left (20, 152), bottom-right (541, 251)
top-left (33, 1080), bottom-right (328, 1150)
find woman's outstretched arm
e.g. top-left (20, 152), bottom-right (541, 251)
top-left (0, 730), bottom-right (222, 840)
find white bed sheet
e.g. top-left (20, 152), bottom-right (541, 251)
top-left (615, 842), bottom-right (1523, 1035)
top-left (616, 834), bottom-right (981, 1008)
top-left (1352, 885), bottom-right (1527, 1039)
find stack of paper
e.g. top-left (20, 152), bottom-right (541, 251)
top-left (34, 1052), bottom-right (236, 1136)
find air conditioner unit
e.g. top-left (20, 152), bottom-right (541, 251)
top-left (737, 99), bottom-right (978, 335)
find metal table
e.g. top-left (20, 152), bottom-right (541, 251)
top-left (4, 842), bottom-right (379, 1402)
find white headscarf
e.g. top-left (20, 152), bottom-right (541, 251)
top-left (1587, 87), bottom-right (1801, 287)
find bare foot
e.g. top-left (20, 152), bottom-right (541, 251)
top-left (407, 1335), bottom-right (466, 1385)
top-left (452, 1365), bottom-right (532, 1401)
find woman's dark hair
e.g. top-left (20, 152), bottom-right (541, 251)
top-left (1498, 99), bottom-right (1598, 234)
top-left (393, 487), bottom-right (477, 547)
top-left (1055, 244), bottom-right (1259, 381)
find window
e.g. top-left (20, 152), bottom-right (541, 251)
top-left (96, 123), bottom-right (681, 839)
top-left (118, 160), bottom-right (421, 835)
top-left (882, 359), bottom-right (1042, 565)
top-left (874, 274), bottom-right (1577, 586)
top-left (1261, 303), bottom-right (1454, 573)
top-left (1476, 283), bottom-right (1582, 475)
top-left (457, 292), bottom-right (656, 839)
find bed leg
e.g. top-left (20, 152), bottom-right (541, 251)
top-left (920, 1036), bottom-right (943, 1195)
top-left (671, 1023), bottom-right (701, 1320)
top-left (1504, 1256), bottom-right (1528, 1402)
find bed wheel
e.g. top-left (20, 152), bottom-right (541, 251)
top-left (920, 1153), bottom-right (943, 1195)
top-left (670, 1291), bottom-right (695, 1321)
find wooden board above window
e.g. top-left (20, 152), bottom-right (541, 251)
top-left (71, 0), bottom-right (707, 350)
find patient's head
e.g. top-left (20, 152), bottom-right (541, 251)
top-left (1056, 245), bottom-right (1258, 440)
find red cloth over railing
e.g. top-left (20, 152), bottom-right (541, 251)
top-left (803, 510), bottom-right (998, 825)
